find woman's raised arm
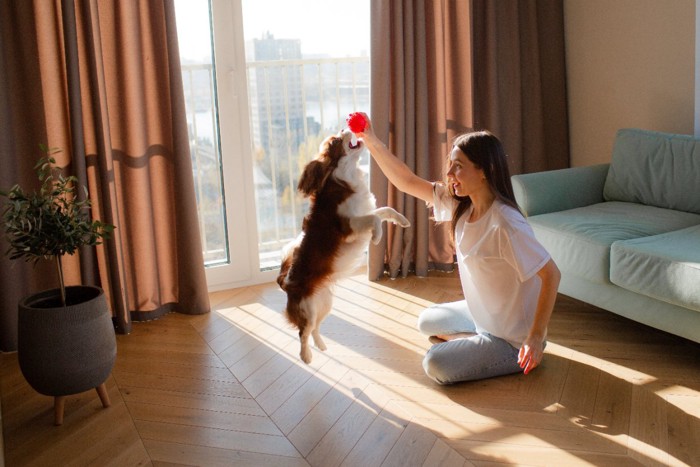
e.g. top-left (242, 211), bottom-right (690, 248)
top-left (357, 114), bottom-right (434, 204)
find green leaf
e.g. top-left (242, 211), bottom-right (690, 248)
top-left (1, 148), bottom-right (115, 272)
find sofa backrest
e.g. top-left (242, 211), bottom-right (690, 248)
top-left (603, 128), bottom-right (700, 214)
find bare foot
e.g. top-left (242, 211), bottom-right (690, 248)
top-left (436, 332), bottom-right (476, 341)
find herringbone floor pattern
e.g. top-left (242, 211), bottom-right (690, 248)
top-left (1, 269), bottom-right (699, 466)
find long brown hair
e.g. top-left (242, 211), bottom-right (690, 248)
top-left (446, 131), bottom-right (520, 239)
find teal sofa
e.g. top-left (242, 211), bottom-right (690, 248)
top-left (512, 128), bottom-right (700, 344)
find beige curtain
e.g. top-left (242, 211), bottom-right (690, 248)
top-left (369, 0), bottom-right (473, 280)
top-left (368, 0), bottom-right (569, 281)
top-left (0, 0), bottom-right (210, 351)
top-left (471, 0), bottom-right (569, 174)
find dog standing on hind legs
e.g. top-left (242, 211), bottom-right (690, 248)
top-left (277, 129), bottom-right (410, 363)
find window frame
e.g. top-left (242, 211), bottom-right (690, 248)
top-left (203, 0), bottom-right (279, 290)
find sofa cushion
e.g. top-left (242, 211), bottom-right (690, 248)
top-left (528, 202), bottom-right (700, 284)
top-left (603, 128), bottom-right (700, 214)
top-left (610, 225), bottom-right (700, 312)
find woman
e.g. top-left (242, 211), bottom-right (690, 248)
top-left (357, 114), bottom-right (561, 384)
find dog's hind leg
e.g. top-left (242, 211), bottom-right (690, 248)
top-left (310, 287), bottom-right (333, 352)
top-left (298, 325), bottom-right (313, 364)
top-left (312, 329), bottom-right (326, 352)
top-left (297, 288), bottom-right (332, 363)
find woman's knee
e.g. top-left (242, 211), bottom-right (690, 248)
top-left (422, 335), bottom-right (522, 385)
top-left (416, 303), bottom-right (453, 335)
top-left (422, 347), bottom-right (453, 385)
top-left (416, 301), bottom-right (473, 336)
top-left (416, 310), bottom-right (433, 335)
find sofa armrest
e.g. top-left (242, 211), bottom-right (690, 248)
top-left (512, 164), bottom-right (609, 217)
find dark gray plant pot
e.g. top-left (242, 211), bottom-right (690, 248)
top-left (18, 285), bottom-right (116, 396)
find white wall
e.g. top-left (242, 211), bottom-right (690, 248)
top-left (564, 0), bottom-right (695, 166)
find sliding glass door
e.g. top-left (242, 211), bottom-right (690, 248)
top-left (174, 0), bottom-right (369, 290)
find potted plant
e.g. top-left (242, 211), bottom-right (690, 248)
top-left (1, 146), bottom-right (117, 425)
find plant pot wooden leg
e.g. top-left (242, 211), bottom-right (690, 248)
top-left (52, 384), bottom-right (109, 426)
top-left (95, 382), bottom-right (110, 408)
top-left (54, 396), bottom-right (66, 426)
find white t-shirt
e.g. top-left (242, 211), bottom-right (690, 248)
top-left (432, 183), bottom-right (551, 347)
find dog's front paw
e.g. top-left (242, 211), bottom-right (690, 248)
top-left (393, 213), bottom-right (410, 228)
top-left (370, 215), bottom-right (383, 244)
top-left (374, 207), bottom-right (410, 229)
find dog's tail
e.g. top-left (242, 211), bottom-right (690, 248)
top-left (277, 260), bottom-right (291, 291)
top-left (284, 294), bottom-right (308, 332)
top-left (278, 261), bottom-right (307, 331)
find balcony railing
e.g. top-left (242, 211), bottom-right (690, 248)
top-left (182, 56), bottom-right (370, 270)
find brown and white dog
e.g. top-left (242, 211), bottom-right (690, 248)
top-left (277, 129), bottom-right (410, 363)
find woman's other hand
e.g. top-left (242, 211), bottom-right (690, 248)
top-left (518, 334), bottom-right (545, 375)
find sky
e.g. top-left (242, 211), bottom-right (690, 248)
top-left (174, 0), bottom-right (370, 62)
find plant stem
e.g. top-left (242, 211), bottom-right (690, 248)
top-left (55, 255), bottom-right (66, 307)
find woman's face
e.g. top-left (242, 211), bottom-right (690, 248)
top-left (446, 147), bottom-right (486, 197)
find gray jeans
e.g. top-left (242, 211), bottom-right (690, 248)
top-left (417, 300), bottom-right (523, 385)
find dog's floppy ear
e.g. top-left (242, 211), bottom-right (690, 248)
top-left (298, 160), bottom-right (326, 196)
top-left (325, 136), bottom-right (345, 162)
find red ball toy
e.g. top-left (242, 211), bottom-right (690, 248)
top-left (346, 112), bottom-right (367, 133)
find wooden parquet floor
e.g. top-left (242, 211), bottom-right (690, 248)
top-left (2, 269), bottom-right (699, 466)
